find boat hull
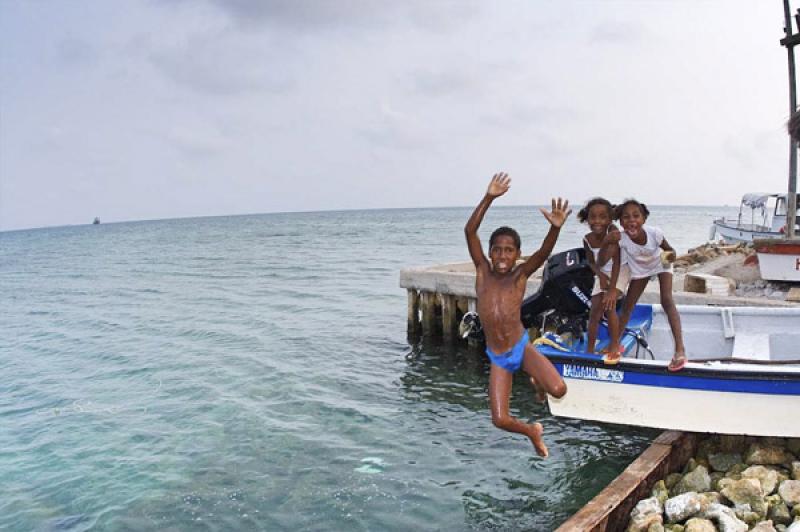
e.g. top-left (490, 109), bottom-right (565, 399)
top-left (712, 220), bottom-right (782, 243)
top-left (546, 357), bottom-right (800, 437)
top-left (755, 240), bottom-right (800, 281)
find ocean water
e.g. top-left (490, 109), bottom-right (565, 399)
top-left (0, 205), bottom-right (736, 531)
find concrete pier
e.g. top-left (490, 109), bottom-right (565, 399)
top-left (399, 259), bottom-right (799, 341)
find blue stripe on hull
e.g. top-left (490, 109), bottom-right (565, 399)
top-left (552, 361), bottom-right (800, 395)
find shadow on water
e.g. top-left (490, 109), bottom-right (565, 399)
top-left (400, 337), bottom-right (659, 530)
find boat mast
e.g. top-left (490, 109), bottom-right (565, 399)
top-left (781, 0), bottom-right (799, 238)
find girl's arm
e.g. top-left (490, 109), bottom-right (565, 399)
top-left (660, 237), bottom-right (677, 262)
top-left (583, 237), bottom-right (599, 275)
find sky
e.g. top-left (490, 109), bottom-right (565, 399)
top-left (1, 0), bottom-right (798, 231)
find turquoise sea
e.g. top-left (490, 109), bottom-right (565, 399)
top-left (0, 205), bottom-right (737, 531)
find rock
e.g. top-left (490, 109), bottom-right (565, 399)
top-left (769, 497), bottom-right (792, 526)
top-left (647, 523), bottom-right (665, 532)
top-left (788, 520), bottom-right (800, 532)
top-left (750, 521), bottom-right (778, 532)
top-left (652, 480), bottom-right (670, 506)
top-left (787, 439), bottom-right (800, 457)
top-left (719, 435), bottom-right (747, 454)
top-left (684, 517), bottom-right (715, 532)
top-left (721, 478), bottom-right (767, 516)
top-left (744, 465), bottom-right (782, 495)
top-left (747, 444), bottom-right (794, 466)
top-left (710, 472), bottom-right (726, 491)
top-left (728, 463), bottom-right (749, 476)
top-left (665, 492), bottom-right (703, 523)
top-left (696, 438), bottom-right (718, 460)
top-left (703, 503), bottom-right (748, 532)
top-left (629, 497), bottom-right (664, 532)
top-left (664, 525), bottom-right (686, 532)
top-left (779, 480), bottom-right (800, 507)
top-left (699, 491), bottom-right (723, 510)
top-left (674, 466), bottom-right (712, 495)
top-left (666, 473), bottom-right (683, 490)
top-left (792, 462), bottom-right (800, 481)
top-left (709, 452), bottom-right (744, 473)
top-left (736, 507), bottom-right (765, 527)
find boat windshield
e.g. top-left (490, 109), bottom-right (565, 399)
top-left (775, 194), bottom-right (800, 216)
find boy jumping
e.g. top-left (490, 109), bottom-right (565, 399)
top-left (465, 172), bottom-right (570, 457)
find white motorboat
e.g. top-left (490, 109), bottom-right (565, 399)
top-left (538, 304), bottom-right (800, 438)
top-left (710, 193), bottom-right (800, 243)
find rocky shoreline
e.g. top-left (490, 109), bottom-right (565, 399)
top-left (626, 435), bottom-right (800, 532)
top-left (674, 243), bottom-right (797, 301)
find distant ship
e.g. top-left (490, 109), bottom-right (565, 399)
top-left (93, 217), bottom-right (100, 225)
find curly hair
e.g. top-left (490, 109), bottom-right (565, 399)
top-left (577, 197), bottom-right (615, 223)
top-left (489, 226), bottom-right (521, 250)
top-left (614, 199), bottom-right (650, 220)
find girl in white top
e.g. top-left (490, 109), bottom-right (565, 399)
top-left (616, 199), bottom-right (686, 371)
top-left (578, 198), bottom-right (630, 361)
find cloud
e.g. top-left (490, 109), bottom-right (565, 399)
top-left (355, 103), bottom-right (428, 150)
top-left (167, 123), bottom-right (232, 158)
top-left (588, 21), bottom-right (645, 45)
top-left (199, 0), bottom-right (480, 32)
top-left (56, 37), bottom-right (100, 67)
top-left (148, 30), bottom-right (294, 96)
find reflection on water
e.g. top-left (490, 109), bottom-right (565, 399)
top-left (401, 339), bottom-right (659, 530)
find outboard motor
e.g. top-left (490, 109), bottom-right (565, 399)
top-left (520, 247), bottom-right (594, 337)
top-left (459, 247), bottom-right (594, 342)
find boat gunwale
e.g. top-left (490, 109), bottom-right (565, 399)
top-left (541, 350), bottom-right (800, 380)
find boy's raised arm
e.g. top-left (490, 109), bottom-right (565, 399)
top-left (518, 198), bottom-right (571, 278)
top-left (465, 173), bottom-right (510, 268)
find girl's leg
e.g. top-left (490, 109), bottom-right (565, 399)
top-left (604, 305), bottom-right (622, 361)
top-left (488, 363), bottom-right (549, 457)
top-left (657, 272), bottom-right (686, 369)
top-left (619, 278), bottom-right (649, 332)
top-left (586, 294), bottom-right (604, 353)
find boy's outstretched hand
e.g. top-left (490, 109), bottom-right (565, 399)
top-left (487, 172), bottom-right (511, 198)
top-left (540, 198), bottom-right (571, 228)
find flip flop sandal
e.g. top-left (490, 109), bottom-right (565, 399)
top-left (602, 346), bottom-right (624, 365)
top-left (668, 356), bottom-right (687, 372)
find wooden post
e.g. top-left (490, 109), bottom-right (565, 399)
top-left (782, 0), bottom-right (798, 238)
top-left (407, 289), bottom-right (420, 339)
top-left (421, 291), bottom-right (439, 337)
top-left (466, 298), bottom-right (481, 349)
top-left (441, 294), bottom-right (457, 343)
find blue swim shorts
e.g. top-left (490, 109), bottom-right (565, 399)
top-left (486, 331), bottom-right (530, 373)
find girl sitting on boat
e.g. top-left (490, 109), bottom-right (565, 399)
top-left (615, 199), bottom-right (687, 371)
top-left (578, 198), bottom-right (630, 362)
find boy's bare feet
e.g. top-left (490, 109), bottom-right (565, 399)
top-left (527, 422), bottom-right (548, 457)
top-left (529, 376), bottom-right (547, 403)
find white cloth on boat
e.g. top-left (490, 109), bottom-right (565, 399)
top-left (741, 193), bottom-right (771, 209)
top-left (620, 226), bottom-right (672, 280)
